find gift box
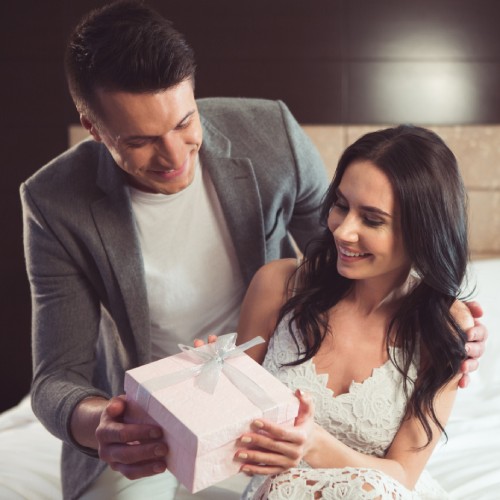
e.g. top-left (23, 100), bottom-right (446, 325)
top-left (124, 333), bottom-right (299, 493)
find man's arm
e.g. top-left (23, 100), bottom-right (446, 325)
top-left (22, 181), bottom-right (170, 480)
top-left (278, 100), bottom-right (329, 251)
top-left (21, 181), bottom-right (106, 446)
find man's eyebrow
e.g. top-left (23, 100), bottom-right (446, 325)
top-left (177, 109), bottom-right (196, 124)
top-left (336, 188), bottom-right (392, 218)
top-left (121, 110), bottom-right (196, 141)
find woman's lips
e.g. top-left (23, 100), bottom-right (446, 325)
top-left (338, 245), bottom-right (370, 261)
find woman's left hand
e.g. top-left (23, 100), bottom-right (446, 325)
top-left (235, 389), bottom-right (316, 475)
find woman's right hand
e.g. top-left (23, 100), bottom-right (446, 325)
top-left (234, 389), bottom-right (317, 475)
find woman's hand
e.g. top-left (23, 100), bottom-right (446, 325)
top-left (235, 389), bottom-right (316, 475)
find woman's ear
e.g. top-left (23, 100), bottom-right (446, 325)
top-left (80, 114), bottom-right (102, 142)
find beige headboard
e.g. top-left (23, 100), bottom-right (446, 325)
top-left (69, 124), bottom-right (500, 259)
top-left (304, 125), bottom-right (500, 260)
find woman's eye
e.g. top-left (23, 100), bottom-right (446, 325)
top-left (364, 218), bottom-right (384, 227)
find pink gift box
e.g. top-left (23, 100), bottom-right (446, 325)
top-left (124, 335), bottom-right (299, 493)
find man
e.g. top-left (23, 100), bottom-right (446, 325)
top-left (21, 1), bottom-right (486, 499)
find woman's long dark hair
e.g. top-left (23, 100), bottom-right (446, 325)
top-left (279, 125), bottom-right (469, 446)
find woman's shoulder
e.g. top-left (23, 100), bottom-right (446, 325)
top-left (256, 258), bottom-right (298, 279)
top-left (246, 258), bottom-right (299, 308)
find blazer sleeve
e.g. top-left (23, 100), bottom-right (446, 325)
top-left (20, 182), bottom-right (109, 454)
top-left (278, 100), bottom-right (329, 251)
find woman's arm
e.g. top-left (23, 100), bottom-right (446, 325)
top-left (236, 258), bottom-right (298, 363)
top-left (237, 300), bottom-right (474, 489)
top-left (236, 375), bottom-right (458, 489)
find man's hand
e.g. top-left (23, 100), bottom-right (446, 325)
top-left (95, 396), bottom-right (168, 479)
top-left (193, 334), bottom-right (218, 348)
top-left (460, 301), bottom-right (488, 388)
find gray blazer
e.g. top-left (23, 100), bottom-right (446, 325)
top-left (21, 98), bottom-right (328, 499)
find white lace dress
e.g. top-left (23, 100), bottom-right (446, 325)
top-left (242, 318), bottom-right (449, 500)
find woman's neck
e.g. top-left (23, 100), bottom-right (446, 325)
top-left (346, 269), bottom-right (414, 316)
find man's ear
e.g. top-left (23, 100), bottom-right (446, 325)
top-left (80, 114), bottom-right (102, 142)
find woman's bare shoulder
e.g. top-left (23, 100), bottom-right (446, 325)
top-left (255, 258), bottom-right (298, 280)
top-left (247, 258), bottom-right (299, 305)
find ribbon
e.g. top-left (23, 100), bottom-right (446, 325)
top-left (135, 333), bottom-right (276, 412)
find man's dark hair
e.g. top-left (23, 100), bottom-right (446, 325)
top-left (65, 0), bottom-right (196, 121)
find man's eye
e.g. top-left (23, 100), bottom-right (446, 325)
top-left (176, 120), bottom-right (190, 130)
top-left (333, 202), bottom-right (348, 212)
top-left (126, 140), bottom-right (148, 149)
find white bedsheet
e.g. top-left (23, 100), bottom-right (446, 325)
top-left (426, 259), bottom-right (500, 500)
top-left (1, 259), bottom-right (499, 499)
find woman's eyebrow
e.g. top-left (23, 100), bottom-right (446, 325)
top-left (336, 188), bottom-right (392, 218)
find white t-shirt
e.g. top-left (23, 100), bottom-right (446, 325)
top-left (128, 158), bottom-right (246, 359)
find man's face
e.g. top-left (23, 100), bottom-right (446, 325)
top-left (83, 80), bottom-right (203, 195)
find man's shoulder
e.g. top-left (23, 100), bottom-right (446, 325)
top-left (24, 139), bottom-right (103, 189)
top-left (197, 97), bottom-right (285, 120)
top-left (197, 97), bottom-right (299, 146)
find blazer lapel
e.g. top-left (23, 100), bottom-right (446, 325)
top-left (87, 115), bottom-right (267, 360)
top-left (91, 148), bottom-right (151, 363)
top-left (200, 117), bottom-right (266, 285)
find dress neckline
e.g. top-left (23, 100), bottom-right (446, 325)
top-left (310, 346), bottom-right (401, 399)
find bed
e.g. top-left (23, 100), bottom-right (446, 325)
top-left (1, 258), bottom-right (499, 499)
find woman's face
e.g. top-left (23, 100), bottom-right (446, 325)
top-left (327, 160), bottom-right (411, 287)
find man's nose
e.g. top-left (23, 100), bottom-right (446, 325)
top-left (156, 133), bottom-right (184, 166)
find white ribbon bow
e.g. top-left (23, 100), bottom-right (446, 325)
top-left (136, 333), bottom-right (276, 411)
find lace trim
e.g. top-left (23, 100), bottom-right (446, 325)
top-left (242, 300), bottom-right (448, 500)
top-left (245, 468), bottom-right (448, 500)
top-left (254, 468), bottom-right (415, 500)
top-left (262, 320), bottom-right (417, 456)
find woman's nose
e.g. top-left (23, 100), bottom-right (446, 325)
top-left (333, 214), bottom-right (359, 243)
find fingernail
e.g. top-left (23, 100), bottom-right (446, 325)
top-left (153, 463), bottom-right (165, 473)
top-left (241, 467), bottom-right (252, 476)
top-left (150, 429), bottom-right (162, 439)
top-left (238, 452), bottom-right (248, 459)
top-left (465, 344), bottom-right (470, 354)
top-left (240, 436), bottom-right (252, 444)
top-left (253, 420), bottom-right (264, 429)
top-left (154, 445), bottom-right (166, 457)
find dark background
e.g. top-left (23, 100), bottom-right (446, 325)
top-left (2, 0), bottom-right (500, 412)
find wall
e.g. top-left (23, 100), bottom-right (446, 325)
top-left (304, 125), bottom-right (500, 259)
top-left (2, 0), bottom-right (500, 412)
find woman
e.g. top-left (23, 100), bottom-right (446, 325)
top-left (235, 125), bottom-right (472, 499)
